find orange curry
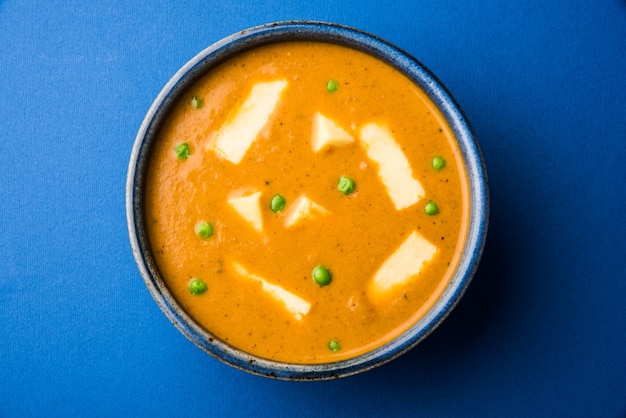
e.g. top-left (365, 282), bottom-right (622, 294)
top-left (144, 41), bottom-right (469, 363)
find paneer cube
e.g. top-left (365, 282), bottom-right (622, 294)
top-left (283, 194), bottom-right (330, 227)
top-left (367, 230), bottom-right (438, 303)
top-left (231, 261), bottom-right (311, 321)
top-left (227, 190), bottom-right (263, 232)
top-left (359, 122), bottom-right (425, 210)
top-left (311, 112), bottom-right (355, 152)
top-left (210, 80), bottom-right (288, 164)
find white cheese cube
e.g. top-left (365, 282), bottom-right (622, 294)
top-left (227, 190), bottom-right (263, 232)
top-left (231, 261), bottom-right (311, 321)
top-left (359, 122), bottom-right (425, 210)
top-left (210, 80), bottom-right (288, 164)
top-left (283, 194), bottom-right (330, 227)
top-left (311, 112), bottom-right (355, 152)
top-left (367, 230), bottom-right (438, 303)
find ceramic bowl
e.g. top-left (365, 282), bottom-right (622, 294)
top-left (126, 21), bottom-right (489, 380)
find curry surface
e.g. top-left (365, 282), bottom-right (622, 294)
top-left (144, 41), bottom-right (469, 363)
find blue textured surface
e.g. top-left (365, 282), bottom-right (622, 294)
top-left (1, 1), bottom-right (625, 416)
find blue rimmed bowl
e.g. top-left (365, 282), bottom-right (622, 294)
top-left (126, 21), bottom-right (489, 380)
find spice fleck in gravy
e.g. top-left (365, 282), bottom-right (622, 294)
top-left (144, 41), bottom-right (469, 364)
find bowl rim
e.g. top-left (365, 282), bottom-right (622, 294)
top-left (126, 20), bottom-right (489, 381)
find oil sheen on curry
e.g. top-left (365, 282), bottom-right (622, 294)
top-left (145, 41), bottom-right (470, 364)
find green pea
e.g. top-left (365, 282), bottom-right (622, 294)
top-left (312, 265), bottom-right (332, 286)
top-left (432, 156), bottom-right (446, 170)
top-left (326, 79), bottom-right (339, 93)
top-left (270, 194), bottom-right (286, 212)
top-left (191, 96), bottom-right (203, 109)
top-left (424, 200), bottom-right (439, 216)
top-left (337, 176), bottom-right (356, 195)
top-left (175, 142), bottom-right (190, 160)
top-left (195, 221), bottom-right (214, 239)
top-left (189, 278), bottom-right (207, 295)
top-left (328, 339), bottom-right (341, 352)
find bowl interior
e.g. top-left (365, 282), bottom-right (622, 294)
top-left (126, 21), bottom-right (488, 380)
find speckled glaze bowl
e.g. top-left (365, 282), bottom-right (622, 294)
top-left (126, 21), bottom-right (489, 380)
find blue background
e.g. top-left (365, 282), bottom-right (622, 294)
top-left (1, 1), bottom-right (625, 416)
